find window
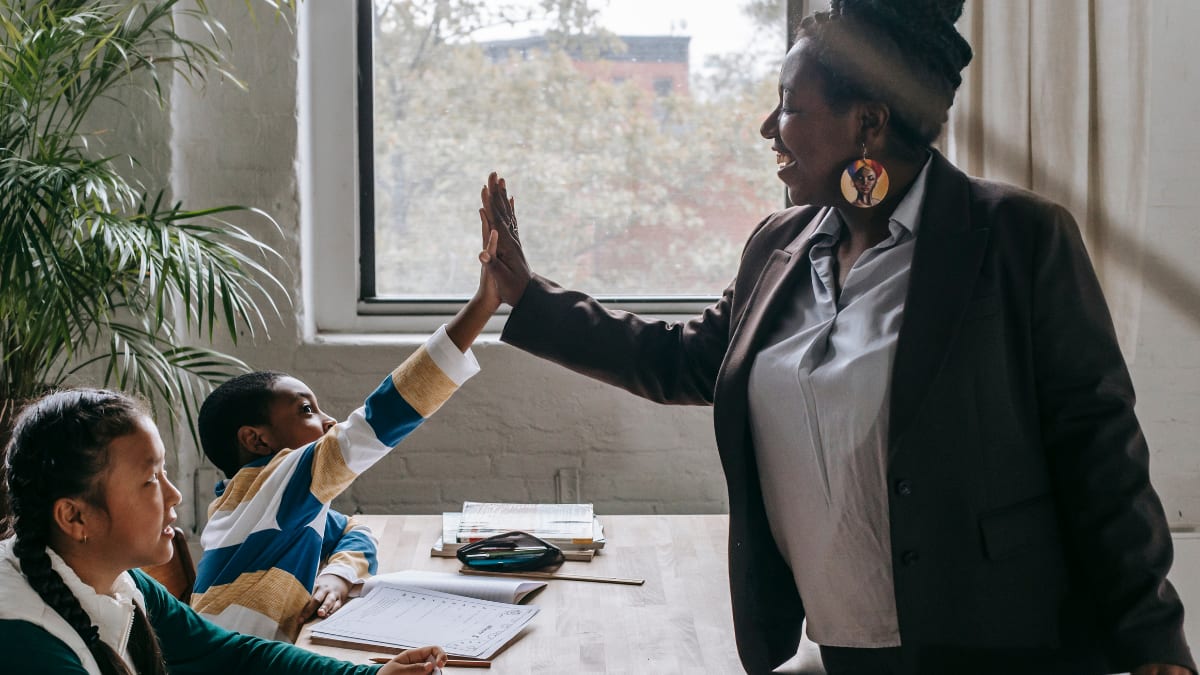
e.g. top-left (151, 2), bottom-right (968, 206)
top-left (302, 1), bottom-right (805, 333)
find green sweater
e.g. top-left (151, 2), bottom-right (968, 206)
top-left (0, 569), bottom-right (381, 675)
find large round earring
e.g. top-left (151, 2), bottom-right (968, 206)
top-left (840, 144), bottom-right (889, 208)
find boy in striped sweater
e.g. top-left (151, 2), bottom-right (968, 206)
top-left (190, 226), bottom-right (501, 642)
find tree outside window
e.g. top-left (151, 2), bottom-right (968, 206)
top-left (367, 0), bottom-right (786, 299)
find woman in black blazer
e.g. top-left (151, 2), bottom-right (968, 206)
top-left (477, 0), bottom-right (1195, 673)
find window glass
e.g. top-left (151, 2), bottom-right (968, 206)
top-left (368, 0), bottom-right (786, 298)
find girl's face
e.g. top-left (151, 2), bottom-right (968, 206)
top-left (84, 416), bottom-right (182, 574)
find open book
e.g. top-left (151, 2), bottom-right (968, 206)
top-left (311, 570), bottom-right (542, 659)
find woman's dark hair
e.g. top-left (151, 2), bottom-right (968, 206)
top-left (796, 0), bottom-right (974, 150)
top-left (2, 389), bottom-right (166, 675)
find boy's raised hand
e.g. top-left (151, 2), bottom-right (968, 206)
top-left (304, 573), bottom-right (352, 620)
top-left (446, 189), bottom-right (503, 352)
top-left (476, 203), bottom-right (501, 313)
top-left (479, 171), bottom-right (533, 307)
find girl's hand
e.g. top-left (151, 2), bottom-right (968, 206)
top-left (377, 646), bottom-right (447, 674)
top-left (479, 171), bottom-right (533, 306)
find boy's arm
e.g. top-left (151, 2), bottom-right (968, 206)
top-left (311, 208), bottom-right (497, 487)
top-left (319, 511), bottom-right (377, 583)
top-left (307, 511), bottom-right (377, 619)
top-left (197, 234), bottom-right (496, 584)
top-left (446, 292), bottom-right (497, 353)
top-left (303, 217), bottom-right (499, 503)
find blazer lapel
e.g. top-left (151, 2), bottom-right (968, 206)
top-left (715, 209), bottom-right (825, 486)
top-left (888, 152), bottom-right (990, 453)
top-left (724, 209), bottom-right (826, 386)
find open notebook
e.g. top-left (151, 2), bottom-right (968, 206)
top-left (310, 570), bottom-right (543, 659)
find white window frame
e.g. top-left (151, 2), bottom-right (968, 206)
top-left (299, 1), bottom-right (805, 336)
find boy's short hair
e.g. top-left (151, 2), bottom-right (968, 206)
top-left (198, 371), bottom-right (289, 479)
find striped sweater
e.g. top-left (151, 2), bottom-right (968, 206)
top-left (191, 327), bottom-right (479, 641)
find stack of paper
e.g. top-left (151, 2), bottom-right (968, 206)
top-left (431, 502), bottom-right (606, 559)
top-left (458, 502), bottom-right (596, 543)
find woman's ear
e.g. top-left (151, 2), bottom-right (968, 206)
top-left (236, 425), bottom-right (274, 457)
top-left (857, 101), bottom-right (891, 145)
top-left (52, 497), bottom-right (90, 544)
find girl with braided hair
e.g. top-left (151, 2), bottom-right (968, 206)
top-left (477, 0), bottom-right (1194, 673)
top-left (0, 389), bottom-right (447, 675)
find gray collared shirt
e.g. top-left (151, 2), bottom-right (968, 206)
top-left (747, 157), bottom-right (931, 648)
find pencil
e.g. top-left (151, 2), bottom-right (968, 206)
top-left (368, 657), bottom-right (490, 668)
top-left (458, 567), bottom-right (645, 586)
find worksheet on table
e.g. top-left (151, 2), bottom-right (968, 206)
top-left (309, 584), bottom-right (539, 659)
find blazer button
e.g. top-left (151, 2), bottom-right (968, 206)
top-left (901, 550), bottom-right (920, 566)
top-left (895, 479), bottom-right (913, 496)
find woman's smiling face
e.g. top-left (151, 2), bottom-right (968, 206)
top-left (760, 39), bottom-right (860, 207)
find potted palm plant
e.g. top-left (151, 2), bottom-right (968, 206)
top-left (0, 0), bottom-right (290, 525)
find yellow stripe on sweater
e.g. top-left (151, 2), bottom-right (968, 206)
top-left (391, 346), bottom-right (458, 418)
top-left (208, 450), bottom-right (295, 516)
top-left (208, 449), bottom-right (297, 511)
top-left (310, 433), bottom-right (356, 504)
top-left (325, 549), bottom-right (371, 579)
top-left (190, 567), bottom-right (312, 641)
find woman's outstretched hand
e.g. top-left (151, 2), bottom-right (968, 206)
top-left (479, 171), bottom-right (533, 306)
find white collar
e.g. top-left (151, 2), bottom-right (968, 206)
top-left (0, 537), bottom-right (142, 669)
top-left (45, 546), bottom-right (141, 659)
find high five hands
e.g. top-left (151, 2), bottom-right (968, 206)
top-left (479, 171), bottom-right (533, 307)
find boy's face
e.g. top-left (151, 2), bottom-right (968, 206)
top-left (256, 376), bottom-right (337, 453)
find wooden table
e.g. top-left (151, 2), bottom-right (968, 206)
top-left (297, 514), bottom-right (747, 673)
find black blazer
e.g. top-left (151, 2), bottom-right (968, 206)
top-left (501, 151), bottom-right (1194, 674)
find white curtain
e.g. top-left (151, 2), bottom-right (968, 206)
top-left (945, 0), bottom-right (1150, 357)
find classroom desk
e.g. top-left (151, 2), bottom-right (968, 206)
top-left (297, 514), bottom-right (749, 673)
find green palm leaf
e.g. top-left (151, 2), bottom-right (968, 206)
top-left (1, 0), bottom-right (294, 452)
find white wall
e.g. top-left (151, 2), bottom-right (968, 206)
top-left (158, 2), bottom-right (1197, 533)
top-left (1131, 0), bottom-right (1200, 529)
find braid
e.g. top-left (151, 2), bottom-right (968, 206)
top-left (11, 487), bottom-right (131, 675)
top-left (3, 389), bottom-right (165, 675)
top-left (128, 603), bottom-right (166, 675)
